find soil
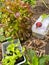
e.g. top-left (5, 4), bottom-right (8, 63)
top-left (0, 3), bottom-right (49, 65)
top-left (15, 56), bottom-right (24, 65)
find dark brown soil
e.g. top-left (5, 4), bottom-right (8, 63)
top-left (15, 56), bottom-right (24, 65)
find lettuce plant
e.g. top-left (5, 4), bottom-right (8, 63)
top-left (2, 55), bottom-right (16, 65)
top-left (2, 40), bottom-right (25, 65)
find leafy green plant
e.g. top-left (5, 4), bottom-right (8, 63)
top-left (2, 40), bottom-right (25, 65)
top-left (39, 55), bottom-right (49, 65)
top-left (0, 0), bottom-right (35, 41)
top-left (25, 49), bottom-right (38, 65)
top-left (22, 0), bottom-right (36, 7)
top-left (25, 49), bottom-right (49, 65)
top-left (2, 55), bottom-right (16, 65)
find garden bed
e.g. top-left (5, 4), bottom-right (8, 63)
top-left (0, 0), bottom-right (49, 65)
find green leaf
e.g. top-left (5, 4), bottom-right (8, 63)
top-left (7, 43), bottom-right (15, 52)
top-left (32, 56), bottom-right (38, 65)
top-left (6, 37), bottom-right (12, 42)
top-left (39, 57), bottom-right (46, 65)
top-left (27, 49), bottom-right (36, 58)
top-left (22, 0), bottom-right (36, 6)
top-left (39, 55), bottom-right (49, 65)
top-left (42, 14), bottom-right (49, 21)
top-left (2, 55), bottom-right (16, 65)
top-left (26, 49), bottom-right (38, 65)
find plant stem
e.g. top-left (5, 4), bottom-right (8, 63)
top-left (42, 0), bottom-right (49, 9)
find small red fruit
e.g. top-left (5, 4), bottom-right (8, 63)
top-left (36, 22), bottom-right (42, 28)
